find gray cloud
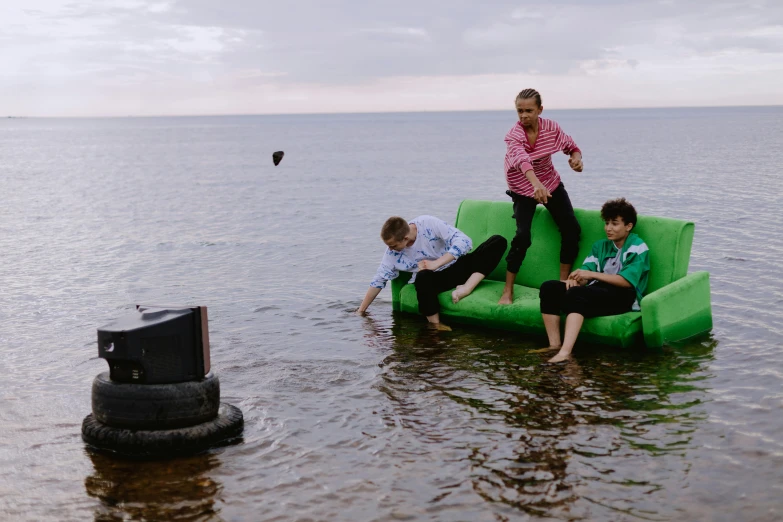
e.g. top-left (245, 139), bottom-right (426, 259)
top-left (2, 0), bottom-right (782, 115)
top-left (14, 0), bottom-right (779, 85)
top-left (143, 0), bottom-right (783, 80)
top-left (682, 33), bottom-right (783, 54)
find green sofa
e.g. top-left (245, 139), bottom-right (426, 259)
top-left (391, 199), bottom-right (713, 348)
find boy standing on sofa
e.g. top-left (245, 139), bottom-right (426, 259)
top-left (500, 88), bottom-right (584, 305)
top-left (538, 198), bottom-right (650, 362)
top-left (357, 215), bottom-right (507, 329)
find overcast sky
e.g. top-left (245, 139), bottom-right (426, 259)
top-left (2, 0), bottom-right (782, 116)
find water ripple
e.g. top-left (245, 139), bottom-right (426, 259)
top-left (2, 109), bottom-right (783, 521)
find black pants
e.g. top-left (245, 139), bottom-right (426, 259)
top-left (506, 183), bottom-right (581, 274)
top-left (539, 280), bottom-right (636, 318)
top-left (414, 235), bottom-right (507, 317)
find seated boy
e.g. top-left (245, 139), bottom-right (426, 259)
top-left (357, 215), bottom-right (507, 328)
top-left (537, 198), bottom-right (650, 362)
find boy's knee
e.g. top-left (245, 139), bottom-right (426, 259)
top-left (539, 279), bottom-right (562, 294)
top-left (488, 235), bottom-right (508, 253)
top-left (539, 280), bottom-right (565, 314)
top-left (414, 270), bottom-right (434, 287)
top-left (539, 280), bottom-right (566, 303)
top-left (562, 287), bottom-right (589, 314)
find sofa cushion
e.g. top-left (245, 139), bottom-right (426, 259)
top-left (398, 280), bottom-right (642, 348)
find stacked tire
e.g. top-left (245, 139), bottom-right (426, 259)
top-left (82, 372), bottom-right (243, 458)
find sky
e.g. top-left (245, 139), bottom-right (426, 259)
top-left (2, 0), bottom-right (782, 117)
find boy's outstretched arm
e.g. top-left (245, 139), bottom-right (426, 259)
top-left (357, 286), bottom-right (382, 315)
top-left (359, 253), bottom-right (398, 315)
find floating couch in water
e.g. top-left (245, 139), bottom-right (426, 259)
top-left (391, 199), bottom-right (713, 348)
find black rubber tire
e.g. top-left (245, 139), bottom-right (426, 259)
top-left (82, 403), bottom-right (244, 458)
top-left (92, 372), bottom-right (220, 430)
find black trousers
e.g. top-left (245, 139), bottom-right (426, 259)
top-left (505, 183), bottom-right (581, 274)
top-left (539, 280), bottom-right (636, 318)
top-left (414, 235), bottom-right (507, 317)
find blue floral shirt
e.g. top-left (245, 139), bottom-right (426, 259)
top-left (370, 215), bottom-right (473, 289)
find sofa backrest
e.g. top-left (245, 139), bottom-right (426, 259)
top-left (454, 199), bottom-right (694, 294)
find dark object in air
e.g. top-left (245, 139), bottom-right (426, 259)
top-left (97, 305), bottom-right (211, 384)
top-left (82, 403), bottom-right (244, 458)
top-left (272, 150), bottom-right (284, 166)
top-left (91, 372), bottom-right (220, 429)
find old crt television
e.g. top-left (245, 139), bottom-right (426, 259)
top-left (97, 305), bottom-right (211, 384)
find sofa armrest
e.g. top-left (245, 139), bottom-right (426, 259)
top-left (641, 271), bottom-right (713, 347)
top-left (390, 272), bottom-right (413, 311)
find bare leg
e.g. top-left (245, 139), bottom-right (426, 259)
top-left (452, 272), bottom-right (485, 304)
top-left (531, 313), bottom-right (563, 354)
top-left (549, 313), bottom-right (584, 362)
top-left (425, 312), bottom-right (452, 331)
top-left (499, 271), bottom-right (516, 304)
top-left (559, 263), bottom-right (572, 281)
top-left (543, 313), bottom-right (562, 347)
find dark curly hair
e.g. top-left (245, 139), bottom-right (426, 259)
top-left (600, 198), bottom-right (638, 228)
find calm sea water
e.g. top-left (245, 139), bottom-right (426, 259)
top-left (1, 107), bottom-right (782, 521)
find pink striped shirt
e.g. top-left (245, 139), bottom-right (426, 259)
top-left (504, 117), bottom-right (581, 198)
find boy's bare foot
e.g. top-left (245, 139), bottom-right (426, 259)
top-left (427, 322), bottom-right (452, 332)
top-left (530, 346), bottom-right (561, 353)
top-left (548, 350), bottom-right (571, 363)
top-left (451, 285), bottom-right (470, 304)
top-left (498, 292), bottom-right (513, 305)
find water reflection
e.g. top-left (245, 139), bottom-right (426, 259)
top-left (367, 312), bottom-right (716, 519)
top-left (85, 450), bottom-right (224, 521)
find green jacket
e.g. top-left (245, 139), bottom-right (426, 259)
top-left (580, 232), bottom-right (650, 309)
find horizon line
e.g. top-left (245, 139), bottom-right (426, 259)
top-left (4, 102), bottom-right (781, 119)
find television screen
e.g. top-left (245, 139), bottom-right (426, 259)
top-left (97, 305), bottom-right (211, 384)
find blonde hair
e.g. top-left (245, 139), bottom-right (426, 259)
top-left (381, 216), bottom-right (409, 241)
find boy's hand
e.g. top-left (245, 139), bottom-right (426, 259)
top-left (533, 183), bottom-right (552, 204)
top-left (568, 154), bottom-right (583, 172)
top-left (418, 260), bottom-right (436, 271)
top-left (563, 279), bottom-right (580, 289)
top-left (569, 269), bottom-right (594, 283)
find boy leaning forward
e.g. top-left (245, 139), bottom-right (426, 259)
top-left (357, 215), bottom-right (506, 329)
